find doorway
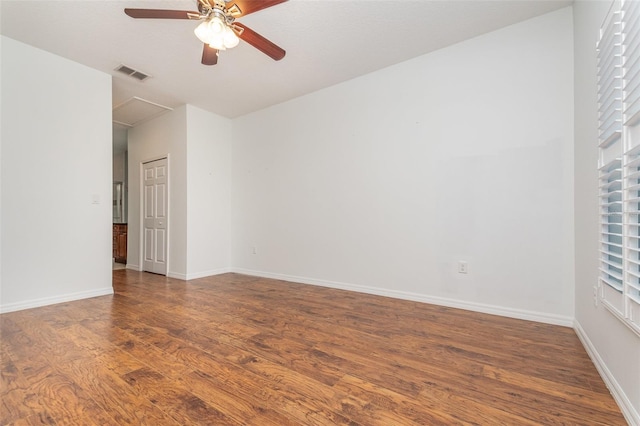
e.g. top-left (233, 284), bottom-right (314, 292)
top-left (112, 132), bottom-right (128, 270)
top-left (142, 158), bottom-right (168, 275)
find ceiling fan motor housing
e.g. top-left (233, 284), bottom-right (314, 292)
top-left (198, 0), bottom-right (241, 22)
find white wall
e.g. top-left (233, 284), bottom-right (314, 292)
top-left (185, 105), bottom-right (232, 279)
top-left (573, 1), bottom-right (640, 423)
top-left (1, 36), bottom-right (3, 305)
top-left (0, 36), bottom-right (113, 312)
top-left (113, 151), bottom-right (126, 183)
top-left (127, 105), bottom-right (232, 279)
top-left (231, 8), bottom-right (575, 325)
top-left (127, 106), bottom-right (188, 277)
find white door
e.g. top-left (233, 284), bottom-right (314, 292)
top-left (142, 158), bottom-right (168, 275)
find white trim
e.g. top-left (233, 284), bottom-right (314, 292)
top-left (167, 272), bottom-right (187, 280)
top-left (168, 267), bottom-right (232, 281)
top-left (185, 267), bottom-right (232, 280)
top-left (603, 298), bottom-right (640, 339)
top-left (126, 263), bottom-right (142, 271)
top-left (231, 268), bottom-right (574, 327)
top-left (138, 160), bottom-right (144, 272)
top-left (574, 320), bottom-right (640, 426)
top-left (140, 154), bottom-right (170, 165)
top-left (0, 287), bottom-right (114, 314)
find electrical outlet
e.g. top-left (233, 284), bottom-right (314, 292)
top-left (457, 261), bottom-right (468, 274)
top-left (251, 246), bottom-right (257, 255)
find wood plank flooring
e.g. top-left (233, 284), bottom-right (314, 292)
top-left (1, 271), bottom-right (627, 425)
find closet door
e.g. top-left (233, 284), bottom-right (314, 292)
top-left (143, 158), bottom-right (168, 275)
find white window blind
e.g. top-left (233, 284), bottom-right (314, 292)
top-left (597, 0), bottom-right (622, 147)
top-left (623, 0), bottom-right (640, 125)
top-left (597, 0), bottom-right (640, 336)
top-left (624, 146), bottom-right (640, 303)
top-left (599, 158), bottom-right (623, 291)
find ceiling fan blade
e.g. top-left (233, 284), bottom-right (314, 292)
top-left (230, 0), bottom-right (288, 17)
top-left (124, 8), bottom-right (199, 19)
top-left (235, 23), bottom-right (285, 61)
top-left (201, 44), bottom-right (219, 65)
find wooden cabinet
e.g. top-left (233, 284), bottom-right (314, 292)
top-left (113, 224), bottom-right (127, 264)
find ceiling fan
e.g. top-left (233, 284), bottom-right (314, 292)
top-left (124, 0), bottom-right (287, 65)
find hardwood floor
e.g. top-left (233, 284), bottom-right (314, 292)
top-left (1, 271), bottom-right (626, 425)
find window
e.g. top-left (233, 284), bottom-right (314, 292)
top-left (597, 0), bottom-right (640, 336)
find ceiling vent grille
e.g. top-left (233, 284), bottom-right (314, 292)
top-left (115, 64), bottom-right (150, 81)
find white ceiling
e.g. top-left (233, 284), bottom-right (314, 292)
top-left (1, 0), bottom-right (572, 125)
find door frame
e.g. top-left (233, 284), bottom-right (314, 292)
top-left (139, 154), bottom-right (170, 275)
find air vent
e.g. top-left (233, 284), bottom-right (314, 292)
top-left (115, 64), bottom-right (150, 81)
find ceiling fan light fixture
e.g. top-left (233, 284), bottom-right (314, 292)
top-left (209, 15), bottom-right (225, 34)
top-left (194, 14), bottom-right (239, 50)
top-left (209, 39), bottom-right (226, 50)
top-left (223, 26), bottom-right (240, 48)
top-left (194, 20), bottom-right (212, 43)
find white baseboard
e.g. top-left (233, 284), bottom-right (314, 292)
top-left (231, 268), bottom-right (574, 327)
top-left (167, 272), bottom-right (187, 280)
top-left (0, 287), bottom-right (114, 314)
top-left (185, 267), bottom-right (232, 280)
top-left (168, 267), bottom-right (232, 281)
top-left (126, 263), bottom-right (141, 271)
top-left (574, 320), bottom-right (640, 426)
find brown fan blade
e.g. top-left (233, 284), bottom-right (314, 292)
top-left (235, 23), bottom-right (285, 61)
top-left (124, 8), bottom-right (198, 19)
top-left (201, 44), bottom-right (219, 65)
top-left (230, 0), bottom-right (288, 17)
